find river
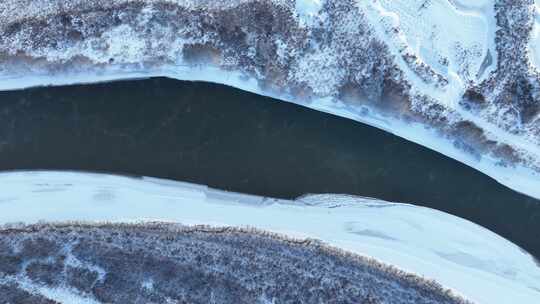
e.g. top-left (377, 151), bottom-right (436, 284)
top-left (0, 77), bottom-right (538, 259)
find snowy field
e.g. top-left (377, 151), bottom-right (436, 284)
top-left (1, 170), bottom-right (539, 304)
top-left (368, 0), bottom-right (495, 83)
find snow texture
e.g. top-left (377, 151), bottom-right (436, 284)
top-left (0, 171), bottom-right (539, 304)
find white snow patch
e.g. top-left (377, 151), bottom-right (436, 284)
top-left (99, 25), bottom-right (147, 63)
top-left (1, 277), bottom-right (101, 304)
top-left (142, 278), bottom-right (154, 291)
top-left (295, 0), bottom-right (323, 27)
top-left (528, 2), bottom-right (540, 71)
top-left (1, 170), bottom-right (539, 304)
top-left (374, 0), bottom-right (495, 83)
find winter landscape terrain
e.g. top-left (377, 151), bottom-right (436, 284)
top-left (0, 171), bottom-right (539, 303)
top-left (0, 223), bottom-right (468, 304)
top-left (1, 0), bottom-right (540, 199)
top-left (1, 0), bottom-right (540, 303)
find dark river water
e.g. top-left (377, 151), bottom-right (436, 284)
top-left (0, 78), bottom-right (539, 259)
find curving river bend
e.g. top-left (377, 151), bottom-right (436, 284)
top-left (0, 78), bottom-right (539, 259)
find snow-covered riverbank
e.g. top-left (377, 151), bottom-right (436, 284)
top-left (1, 170), bottom-right (539, 304)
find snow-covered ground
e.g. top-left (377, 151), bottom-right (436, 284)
top-left (0, 277), bottom-right (101, 304)
top-left (529, 1), bottom-right (540, 71)
top-left (366, 0), bottom-right (496, 84)
top-left (1, 170), bottom-right (539, 304)
top-left (295, 0), bottom-right (323, 27)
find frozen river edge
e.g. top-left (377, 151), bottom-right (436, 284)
top-left (1, 67), bottom-right (539, 201)
top-left (1, 170), bottom-right (539, 304)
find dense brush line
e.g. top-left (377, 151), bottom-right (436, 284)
top-left (0, 221), bottom-right (472, 304)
